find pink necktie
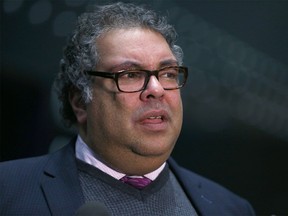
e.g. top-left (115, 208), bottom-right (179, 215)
top-left (120, 176), bottom-right (152, 189)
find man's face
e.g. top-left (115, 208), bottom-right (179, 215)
top-left (76, 28), bottom-right (183, 174)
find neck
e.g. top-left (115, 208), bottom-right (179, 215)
top-left (95, 146), bottom-right (170, 176)
top-left (78, 130), bottom-right (173, 176)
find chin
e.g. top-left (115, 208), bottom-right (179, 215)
top-left (131, 142), bottom-right (175, 158)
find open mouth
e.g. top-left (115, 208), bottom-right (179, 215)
top-left (145, 115), bottom-right (164, 124)
top-left (139, 112), bottom-right (168, 129)
top-left (135, 109), bottom-right (170, 131)
top-left (147, 116), bottom-right (162, 120)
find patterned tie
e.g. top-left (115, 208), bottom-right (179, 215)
top-left (120, 176), bottom-right (152, 189)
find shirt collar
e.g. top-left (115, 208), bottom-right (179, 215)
top-left (75, 135), bottom-right (165, 181)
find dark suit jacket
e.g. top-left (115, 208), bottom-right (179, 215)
top-left (0, 140), bottom-right (255, 215)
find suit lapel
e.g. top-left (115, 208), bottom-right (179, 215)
top-left (40, 141), bottom-right (85, 215)
top-left (168, 158), bottom-right (220, 215)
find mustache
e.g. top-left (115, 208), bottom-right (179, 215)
top-left (133, 101), bottom-right (172, 118)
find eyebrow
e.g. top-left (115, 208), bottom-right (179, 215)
top-left (109, 59), bottom-right (178, 72)
top-left (158, 59), bottom-right (179, 68)
top-left (109, 61), bottom-right (141, 71)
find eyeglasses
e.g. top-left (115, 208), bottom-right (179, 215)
top-left (85, 66), bottom-right (188, 93)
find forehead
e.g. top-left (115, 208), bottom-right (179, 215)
top-left (95, 28), bottom-right (176, 70)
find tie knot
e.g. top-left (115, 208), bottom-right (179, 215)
top-left (120, 176), bottom-right (152, 189)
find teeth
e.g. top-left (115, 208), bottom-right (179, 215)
top-left (148, 116), bottom-right (162, 119)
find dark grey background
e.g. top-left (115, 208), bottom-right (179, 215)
top-left (1, 0), bottom-right (288, 214)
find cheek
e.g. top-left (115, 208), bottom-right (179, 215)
top-left (169, 93), bottom-right (183, 128)
top-left (168, 92), bottom-right (183, 111)
top-left (95, 93), bottom-right (137, 126)
top-left (117, 94), bottom-right (139, 110)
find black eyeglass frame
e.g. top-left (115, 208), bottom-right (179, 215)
top-left (85, 66), bottom-right (188, 93)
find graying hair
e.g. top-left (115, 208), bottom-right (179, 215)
top-left (55, 2), bottom-right (184, 126)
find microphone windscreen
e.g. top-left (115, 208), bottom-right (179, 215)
top-left (75, 201), bottom-right (111, 216)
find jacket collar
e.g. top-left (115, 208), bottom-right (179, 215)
top-left (168, 158), bottom-right (220, 215)
top-left (41, 138), bottom-right (85, 215)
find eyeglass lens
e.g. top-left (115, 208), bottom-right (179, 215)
top-left (117, 67), bottom-right (185, 92)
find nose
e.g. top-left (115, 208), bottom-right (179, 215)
top-left (140, 75), bottom-right (164, 100)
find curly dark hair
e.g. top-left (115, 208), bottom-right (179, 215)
top-left (54, 2), bottom-right (184, 126)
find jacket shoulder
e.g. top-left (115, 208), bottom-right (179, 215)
top-left (0, 155), bottom-right (50, 178)
top-left (168, 158), bottom-right (255, 215)
top-left (0, 143), bottom-right (79, 215)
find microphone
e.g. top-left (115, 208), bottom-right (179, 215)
top-left (75, 201), bottom-right (111, 216)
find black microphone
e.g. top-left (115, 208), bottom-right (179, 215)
top-left (75, 201), bottom-right (111, 216)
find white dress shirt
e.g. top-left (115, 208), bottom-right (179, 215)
top-left (75, 135), bottom-right (166, 181)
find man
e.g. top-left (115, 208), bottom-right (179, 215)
top-left (0, 2), bottom-right (255, 215)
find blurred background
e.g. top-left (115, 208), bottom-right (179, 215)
top-left (1, 0), bottom-right (288, 214)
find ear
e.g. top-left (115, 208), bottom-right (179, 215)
top-left (69, 90), bottom-right (87, 124)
